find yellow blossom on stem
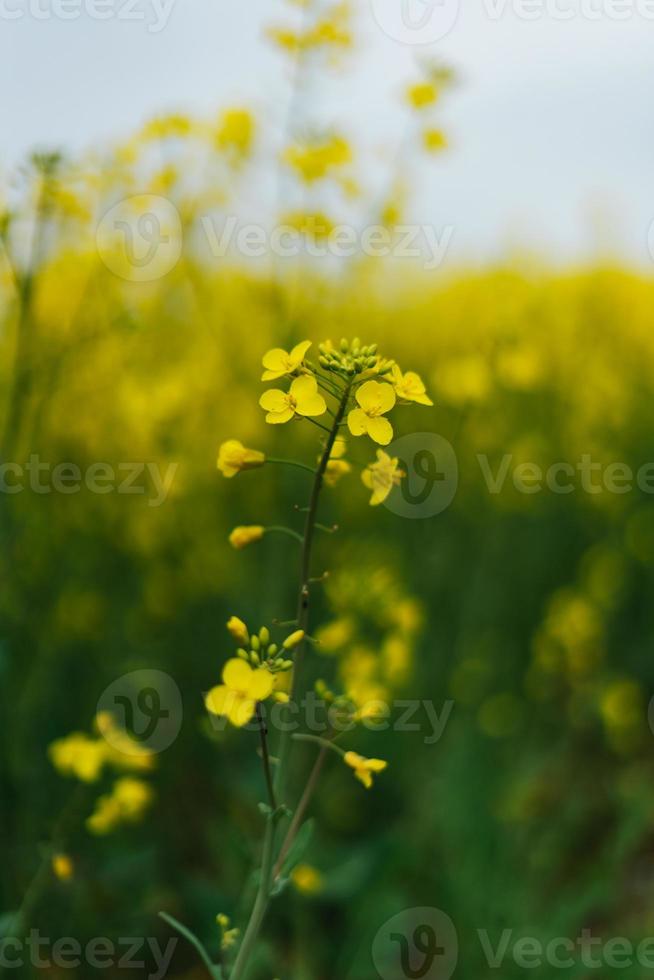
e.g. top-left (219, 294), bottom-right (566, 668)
top-left (423, 128), bottom-right (448, 153)
top-left (261, 340), bottom-right (312, 381)
top-left (87, 777), bottom-right (153, 835)
top-left (48, 733), bottom-right (107, 783)
top-left (216, 108), bottom-right (255, 159)
top-left (323, 436), bottom-right (351, 487)
top-left (391, 365), bottom-right (434, 406)
top-left (344, 751), bottom-right (388, 789)
top-left (227, 615), bottom-right (249, 645)
top-left (217, 440), bottom-right (266, 477)
top-left (361, 450), bottom-right (404, 506)
top-left (283, 629), bottom-right (305, 650)
top-left (347, 380), bottom-right (395, 445)
top-left (260, 376), bottom-right (326, 424)
top-left (229, 526), bottom-right (265, 549)
top-left (205, 658), bottom-right (274, 727)
top-left (283, 136), bottom-right (351, 183)
top-left (292, 864), bottom-right (324, 894)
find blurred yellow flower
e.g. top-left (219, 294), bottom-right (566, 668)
top-left (87, 777), bottom-right (153, 835)
top-left (217, 440), bottom-right (266, 477)
top-left (260, 376), bottom-right (326, 424)
top-left (344, 751), bottom-right (388, 789)
top-left (406, 82), bottom-right (438, 109)
top-left (362, 450), bottom-right (403, 506)
top-left (391, 366), bottom-right (433, 406)
top-left (282, 211), bottom-right (335, 241)
top-left (227, 615), bottom-right (250, 645)
top-left (261, 340), bottom-right (312, 381)
top-left (229, 525), bottom-right (265, 549)
top-left (216, 108), bottom-right (255, 159)
top-left (347, 381), bottom-right (395, 445)
top-left (283, 136), bottom-right (351, 183)
top-left (423, 129), bottom-right (448, 153)
top-left (324, 436), bottom-right (351, 486)
top-left (292, 864), bottom-right (324, 894)
top-left (205, 658), bottom-right (274, 727)
top-left (49, 733), bottom-right (107, 783)
top-left (52, 853), bottom-right (74, 882)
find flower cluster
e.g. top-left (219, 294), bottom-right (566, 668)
top-left (49, 713), bottom-right (155, 834)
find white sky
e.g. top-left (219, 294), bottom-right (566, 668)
top-left (2, 0), bottom-right (653, 268)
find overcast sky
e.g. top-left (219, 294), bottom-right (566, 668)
top-left (2, 0), bottom-right (653, 268)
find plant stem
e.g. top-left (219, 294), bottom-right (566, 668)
top-left (266, 458), bottom-right (317, 475)
top-left (257, 703), bottom-right (277, 812)
top-left (229, 383), bottom-right (350, 980)
top-left (265, 525), bottom-right (303, 544)
top-left (272, 746), bottom-right (326, 880)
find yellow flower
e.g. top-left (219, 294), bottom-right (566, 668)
top-left (49, 733), bottom-right (107, 783)
top-left (391, 366), bottom-right (434, 406)
top-left (205, 658), bottom-right (274, 727)
top-left (283, 629), bottom-right (305, 649)
top-left (344, 751), bottom-right (388, 789)
top-left (283, 136), bottom-right (352, 183)
top-left (216, 108), bottom-right (255, 159)
top-left (94, 712), bottom-right (155, 772)
top-left (260, 376), bottom-right (326, 424)
top-left (217, 439), bottom-right (265, 477)
top-left (261, 340), bottom-right (312, 381)
top-left (282, 211), bottom-right (334, 242)
top-left (87, 777), bottom-right (153, 835)
top-left (362, 450), bottom-right (403, 506)
top-left (227, 615), bottom-right (249, 645)
top-left (292, 864), bottom-right (324, 894)
top-left (323, 436), bottom-right (351, 487)
top-left (52, 853), bottom-right (74, 882)
top-left (229, 526), bottom-right (265, 549)
top-left (347, 381), bottom-right (395, 445)
top-left (423, 128), bottom-right (448, 153)
top-left (406, 82), bottom-right (438, 109)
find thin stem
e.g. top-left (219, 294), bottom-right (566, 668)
top-left (265, 525), bottom-right (303, 544)
top-left (229, 814), bottom-right (276, 980)
top-left (272, 746), bottom-right (326, 880)
top-left (291, 733), bottom-right (345, 757)
top-left (304, 417), bottom-right (331, 434)
top-left (266, 457), bottom-right (316, 475)
top-left (257, 703), bottom-right (277, 812)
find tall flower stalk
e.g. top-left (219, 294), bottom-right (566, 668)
top-left (172, 337), bottom-right (433, 979)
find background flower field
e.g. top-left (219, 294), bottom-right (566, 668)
top-left (3, 3), bottom-right (654, 977)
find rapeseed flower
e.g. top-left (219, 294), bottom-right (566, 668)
top-left (261, 340), bottom-right (312, 381)
top-left (52, 853), bottom-right (74, 882)
top-left (260, 376), bottom-right (326, 424)
top-left (347, 380), bottom-right (395, 445)
top-left (391, 366), bottom-right (434, 406)
top-left (205, 658), bottom-right (274, 727)
top-left (344, 751), bottom-right (388, 789)
top-left (227, 615), bottom-right (249, 645)
top-left (229, 525), bottom-right (265, 549)
top-left (362, 450), bottom-right (403, 506)
top-left (87, 777), bottom-right (153, 835)
top-left (406, 82), bottom-right (438, 109)
top-left (323, 436), bottom-right (351, 486)
top-left (217, 440), bottom-right (265, 477)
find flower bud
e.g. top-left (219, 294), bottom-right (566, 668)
top-left (236, 648), bottom-right (249, 660)
top-left (267, 643), bottom-right (278, 657)
top-left (259, 626), bottom-right (270, 646)
top-left (250, 635), bottom-right (260, 652)
top-left (226, 615), bottom-right (249, 645)
top-left (283, 629), bottom-right (305, 650)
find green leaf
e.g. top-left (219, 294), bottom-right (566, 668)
top-left (158, 911), bottom-right (223, 980)
top-left (279, 818), bottom-right (315, 878)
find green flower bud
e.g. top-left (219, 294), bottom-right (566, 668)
top-left (340, 338), bottom-right (349, 352)
top-left (250, 635), bottom-right (260, 652)
top-left (250, 651), bottom-right (260, 665)
top-left (259, 626), bottom-right (270, 646)
top-left (267, 643), bottom-right (278, 657)
top-left (236, 648), bottom-right (249, 660)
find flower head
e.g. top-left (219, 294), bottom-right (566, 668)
top-left (52, 853), bottom-right (74, 882)
top-left (391, 366), bottom-right (433, 406)
top-left (347, 380), bottom-right (395, 445)
top-left (292, 864), bottom-right (324, 895)
top-left (227, 615), bottom-right (249, 645)
top-left (217, 440), bottom-right (265, 477)
top-left (423, 129), bottom-right (448, 153)
top-left (205, 658), bottom-right (275, 727)
top-left (260, 376), bottom-right (326, 424)
top-left (344, 751), bottom-right (388, 789)
top-left (86, 777), bottom-right (153, 835)
top-left (48, 733), bottom-right (107, 783)
top-left (261, 340), bottom-right (312, 381)
top-left (362, 450), bottom-right (404, 506)
top-left (406, 82), bottom-right (438, 110)
top-left (229, 525), bottom-right (265, 549)
top-left (216, 108), bottom-right (255, 160)
top-left (323, 436), bottom-right (351, 487)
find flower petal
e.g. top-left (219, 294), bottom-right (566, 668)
top-left (289, 339), bottom-right (312, 365)
top-left (265, 407), bottom-right (295, 424)
top-left (366, 416), bottom-right (393, 445)
top-left (222, 658), bottom-right (254, 693)
top-left (227, 697), bottom-right (256, 727)
top-left (260, 389), bottom-right (289, 412)
top-left (376, 383), bottom-right (396, 413)
top-left (248, 668), bottom-right (274, 701)
top-left (296, 391), bottom-right (327, 417)
top-left (205, 685), bottom-right (235, 716)
top-left (355, 380), bottom-right (382, 411)
top-left (262, 348), bottom-right (290, 372)
top-left (347, 408), bottom-right (368, 436)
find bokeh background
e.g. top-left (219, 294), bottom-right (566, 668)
top-left (3, 2), bottom-right (654, 978)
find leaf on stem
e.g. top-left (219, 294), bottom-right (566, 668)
top-left (158, 912), bottom-right (223, 980)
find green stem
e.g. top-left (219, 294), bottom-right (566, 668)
top-left (272, 746), bottom-right (327, 880)
top-left (291, 733), bottom-right (345, 757)
top-left (257, 703), bottom-right (277, 812)
top-left (266, 457), bottom-right (316, 475)
top-left (229, 383), bottom-right (350, 980)
top-left (265, 526), bottom-right (303, 544)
